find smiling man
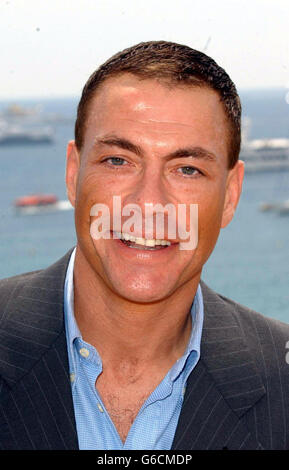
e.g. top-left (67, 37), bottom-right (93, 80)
top-left (0, 41), bottom-right (289, 451)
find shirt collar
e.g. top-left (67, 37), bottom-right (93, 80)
top-left (64, 247), bottom-right (203, 382)
top-left (64, 247), bottom-right (80, 376)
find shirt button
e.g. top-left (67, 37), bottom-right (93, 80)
top-left (97, 403), bottom-right (104, 413)
top-left (79, 347), bottom-right (90, 358)
top-left (70, 373), bottom-right (75, 383)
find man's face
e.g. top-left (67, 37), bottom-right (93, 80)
top-left (66, 75), bottom-right (244, 303)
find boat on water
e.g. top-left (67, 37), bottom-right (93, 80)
top-left (0, 122), bottom-right (53, 145)
top-left (15, 194), bottom-right (58, 208)
top-left (240, 117), bottom-right (289, 172)
top-left (14, 194), bottom-right (72, 215)
top-left (278, 200), bottom-right (289, 215)
top-left (259, 199), bottom-right (289, 215)
top-left (1, 103), bottom-right (42, 118)
top-left (0, 102), bottom-right (73, 125)
top-left (240, 137), bottom-right (289, 172)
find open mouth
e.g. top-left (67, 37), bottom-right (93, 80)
top-left (112, 231), bottom-right (176, 251)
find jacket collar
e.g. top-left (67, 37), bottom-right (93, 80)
top-left (0, 248), bottom-right (74, 387)
top-left (171, 281), bottom-right (266, 449)
top-left (199, 280), bottom-right (265, 418)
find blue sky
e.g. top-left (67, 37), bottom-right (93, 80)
top-left (1, 0), bottom-right (289, 98)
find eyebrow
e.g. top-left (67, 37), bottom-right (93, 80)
top-left (96, 136), bottom-right (143, 157)
top-left (166, 147), bottom-right (217, 162)
top-left (95, 135), bottom-right (217, 162)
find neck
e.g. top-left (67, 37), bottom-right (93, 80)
top-left (72, 245), bottom-right (201, 367)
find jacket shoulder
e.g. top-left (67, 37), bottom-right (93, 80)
top-left (0, 249), bottom-right (74, 388)
top-left (0, 248), bottom-right (74, 324)
top-left (201, 279), bottom-right (289, 334)
top-left (205, 287), bottom-right (289, 450)
top-left (218, 289), bottom-right (289, 339)
top-left (201, 280), bottom-right (289, 374)
top-left (0, 270), bottom-right (43, 323)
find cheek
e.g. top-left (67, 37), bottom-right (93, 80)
top-left (75, 171), bottom-right (113, 213)
top-left (74, 174), bottom-right (99, 240)
top-left (197, 186), bottom-right (226, 240)
top-left (74, 171), bottom-right (121, 246)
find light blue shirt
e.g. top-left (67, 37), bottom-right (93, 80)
top-left (64, 248), bottom-right (204, 450)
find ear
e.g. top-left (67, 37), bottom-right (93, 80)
top-left (221, 160), bottom-right (244, 228)
top-left (66, 140), bottom-right (80, 208)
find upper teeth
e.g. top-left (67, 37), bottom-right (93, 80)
top-left (114, 232), bottom-right (171, 247)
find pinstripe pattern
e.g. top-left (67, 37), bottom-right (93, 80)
top-left (0, 251), bottom-right (78, 450)
top-left (0, 249), bottom-right (289, 449)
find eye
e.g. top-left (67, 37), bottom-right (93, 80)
top-left (177, 166), bottom-right (202, 177)
top-left (102, 156), bottom-right (128, 166)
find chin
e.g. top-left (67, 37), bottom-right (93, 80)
top-left (108, 275), bottom-right (175, 304)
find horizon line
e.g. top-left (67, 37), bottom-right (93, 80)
top-left (0, 86), bottom-right (288, 102)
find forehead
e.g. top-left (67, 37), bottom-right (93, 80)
top-left (83, 75), bottom-right (229, 156)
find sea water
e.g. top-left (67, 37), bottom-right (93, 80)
top-left (0, 90), bottom-right (288, 323)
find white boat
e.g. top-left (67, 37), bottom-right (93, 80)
top-left (278, 199), bottom-right (289, 215)
top-left (259, 199), bottom-right (289, 215)
top-left (240, 137), bottom-right (289, 172)
top-left (240, 117), bottom-right (289, 172)
top-left (0, 120), bottom-right (53, 145)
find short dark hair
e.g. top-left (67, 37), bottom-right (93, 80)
top-left (75, 40), bottom-right (241, 168)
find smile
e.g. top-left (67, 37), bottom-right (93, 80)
top-left (113, 231), bottom-right (173, 250)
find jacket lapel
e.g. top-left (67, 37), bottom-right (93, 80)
top-left (172, 281), bottom-right (266, 450)
top-left (0, 249), bottom-right (79, 450)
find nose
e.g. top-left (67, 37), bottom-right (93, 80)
top-left (121, 167), bottom-right (175, 239)
top-left (123, 166), bottom-right (169, 209)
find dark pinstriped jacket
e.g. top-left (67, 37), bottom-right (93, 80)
top-left (0, 248), bottom-right (289, 450)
